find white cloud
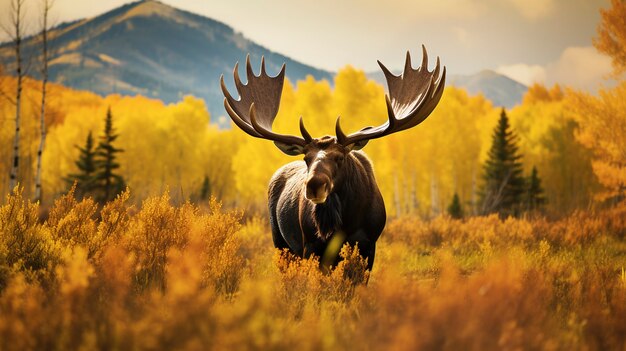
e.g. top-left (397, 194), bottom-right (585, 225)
top-left (496, 64), bottom-right (547, 86)
top-left (496, 46), bottom-right (613, 92)
top-left (506, 0), bottom-right (556, 20)
top-left (546, 46), bottom-right (612, 91)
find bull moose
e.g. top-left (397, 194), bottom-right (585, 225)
top-left (220, 46), bottom-right (446, 270)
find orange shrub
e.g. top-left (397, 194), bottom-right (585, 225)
top-left (0, 189), bottom-right (624, 350)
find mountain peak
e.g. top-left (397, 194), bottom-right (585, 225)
top-left (122, 0), bottom-right (180, 21)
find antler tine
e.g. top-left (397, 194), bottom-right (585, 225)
top-left (261, 56), bottom-right (267, 76)
top-left (246, 54), bottom-right (256, 80)
top-left (335, 116), bottom-right (347, 144)
top-left (232, 62), bottom-right (245, 95)
top-left (222, 97), bottom-right (261, 137)
top-left (377, 59), bottom-right (399, 80)
top-left (337, 46), bottom-right (446, 147)
top-left (404, 50), bottom-right (413, 74)
top-left (300, 117), bottom-right (313, 142)
top-left (384, 95), bottom-right (398, 129)
top-left (418, 66), bottom-right (447, 117)
top-left (221, 56), bottom-right (307, 147)
top-left (220, 74), bottom-right (236, 106)
top-left (249, 103), bottom-right (308, 145)
top-left (433, 56), bottom-right (441, 78)
top-left (420, 44), bottom-right (428, 72)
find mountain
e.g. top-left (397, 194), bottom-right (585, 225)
top-left (448, 70), bottom-right (528, 108)
top-left (0, 0), bottom-right (333, 123)
top-left (368, 69), bottom-right (527, 109)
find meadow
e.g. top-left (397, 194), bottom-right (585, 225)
top-left (0, 187), bottom-right (624, 350)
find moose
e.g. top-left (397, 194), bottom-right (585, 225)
top-left (220, 46), bottom-right (445, 270)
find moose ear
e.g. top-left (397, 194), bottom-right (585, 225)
top-left (346, 139), bottom-right (369, 151)
top-left (274, 141), bottom-right (305, 156)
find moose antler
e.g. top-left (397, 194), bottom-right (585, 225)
top-left (220, 55), bottom-right (312, 148)
top-left (336, 45), bottom-right (446, 146)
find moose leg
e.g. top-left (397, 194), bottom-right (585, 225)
top-left (346, 229), bottom-right (377, 270)
top-left (365, 244), bottom-right (376, 271)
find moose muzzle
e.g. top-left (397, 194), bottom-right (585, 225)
top-left (305, 175), bottom-right (331, 204)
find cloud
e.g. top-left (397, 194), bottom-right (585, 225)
top-left (546, 46), bottom-right (612, 91)
top-left (496, 46), bottom-right (612, 92)
top-left (496, 64), bottom-right (546, 86)
top-left (505, 0), bottom-right (556, 20)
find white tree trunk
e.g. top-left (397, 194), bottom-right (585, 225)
top-left (8, 0), bottom-right (25, 192)
top-left (35, 0), bottom-right (52, 202)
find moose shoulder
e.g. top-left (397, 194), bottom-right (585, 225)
top-left (220, 46), bottom-right (446, 270)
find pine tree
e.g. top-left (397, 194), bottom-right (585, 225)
top-left (447, 192), bottom-right (463, 219)
top-left (94, 107), bottom-right (125, 203)
top-left (65, 131), bottom-right (97, 199)
top-left (525, 166), bottom-right (546, 211)
top-left (480, 109), bottom-right (526, 216)
top-left (200, 175), bottom-right (211, 201)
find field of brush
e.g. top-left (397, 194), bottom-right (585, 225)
top-left (0, 188), bottom-right (625, 350)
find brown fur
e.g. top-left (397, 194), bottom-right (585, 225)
top-left (269, 136), bottom-right (386, 270)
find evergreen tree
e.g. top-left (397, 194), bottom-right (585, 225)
top-left (480, 109), bottom-right (526, 216)
top-left (525, 166), bottom-right (546, 211)
top-left (94, 107), bottom-right (125, 203)
top-left (447, 192), bottom-right (463, 219)
top-left (65, 131), bottom-right (97, 199)
top-left (200, 175), bottom-right (211, 201)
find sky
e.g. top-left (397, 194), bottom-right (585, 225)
top-left (1, 0), bottom-right (614, 91)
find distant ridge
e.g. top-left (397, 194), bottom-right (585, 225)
top-left (0, 0), bottom-right (333, 123)
top-left (368, 69), bottom-right (527, 108)
top-left (448, 70), bottom-right (528, 108)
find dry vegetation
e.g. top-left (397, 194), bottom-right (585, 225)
top-left (0, 187), bottom-right (624, 350)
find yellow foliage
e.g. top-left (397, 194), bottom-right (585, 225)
top-left (511, 83), bottom-right (599, 211)
top-left (0, 66), bottom-right (609, 215)
top-left (567, 81), bottom-right (626, 201)
top-left (594, 0), bottom-right (626, 76)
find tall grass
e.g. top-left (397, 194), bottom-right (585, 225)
top-left (0, 187), bottom-right (624, 350)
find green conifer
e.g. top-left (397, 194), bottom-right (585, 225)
top-left (480, 109), bottom-right (526, 216)
top-left (200, 176), bottom-right (211, 201)
top-left (65, 131), bottom-right (97, 199)
top-left (94, 107), bottom-right (125, 203)
top-left (447, 193), bottom-right (464, 219)
top-left (525, 166), bottom-right (546, 211)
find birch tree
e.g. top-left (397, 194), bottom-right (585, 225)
top-left (2, 0), bottom-right (27, 191)
top-left (35, 0), bottom-right (53, 202)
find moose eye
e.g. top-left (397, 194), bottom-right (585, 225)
top-left (303, 155), bottom-right (313, 165)
top-left (335, 154), bottom-right (345, 163)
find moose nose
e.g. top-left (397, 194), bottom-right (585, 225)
top-left (305, 176), bottom-right (330, 204)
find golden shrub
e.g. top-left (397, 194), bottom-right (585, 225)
top-left (0, 189), bottom-right (624, 350)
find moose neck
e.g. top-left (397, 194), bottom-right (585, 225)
top-left (312, 154), bottom-right (368, 241)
